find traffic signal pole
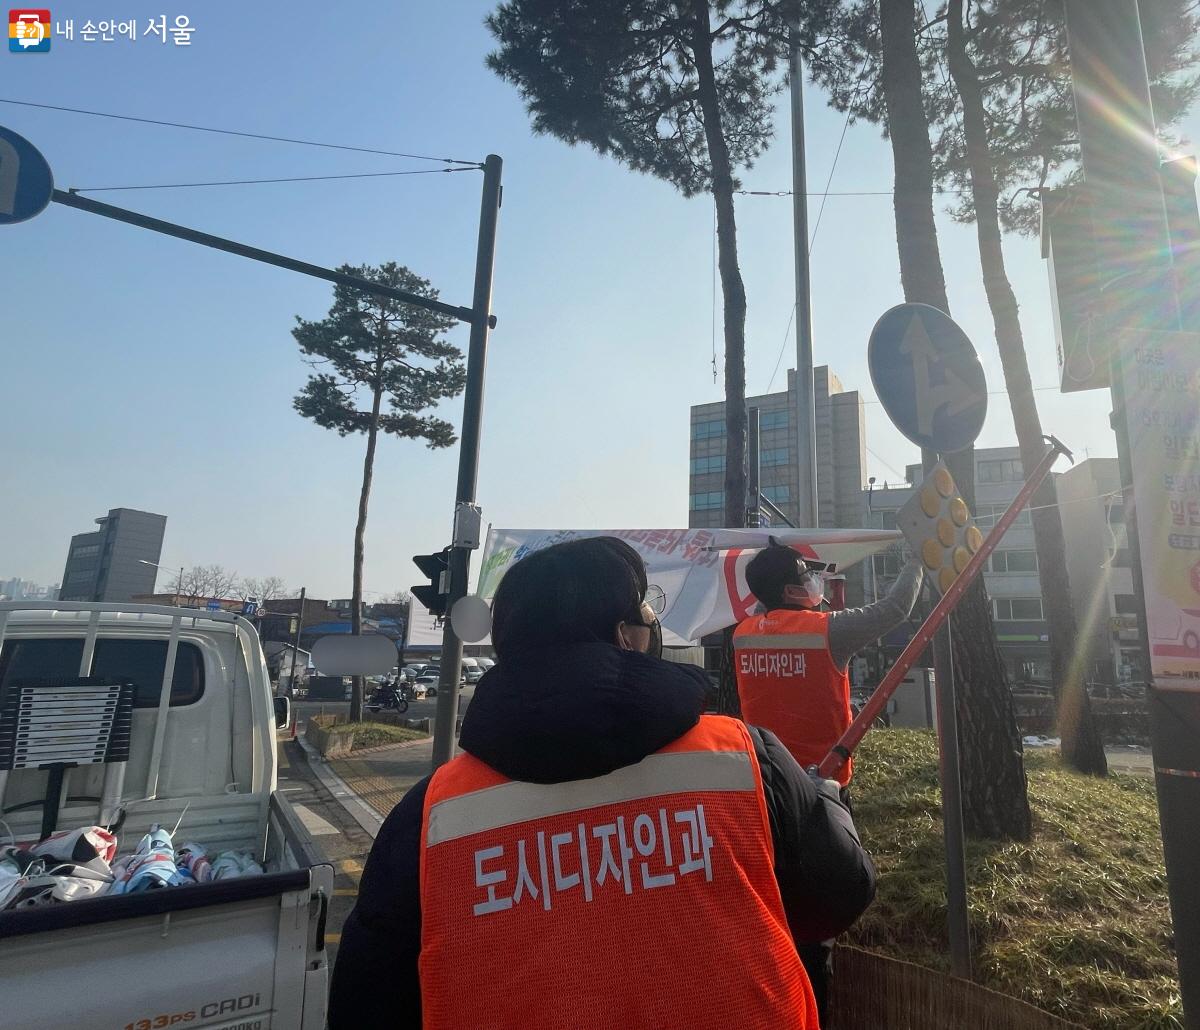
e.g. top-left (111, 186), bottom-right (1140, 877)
top-left (431, 155), bottom-right (502, 771)
top-left (288, 587), bottom-right (306, 693)
top-left (1063, 4), bottom-right (1200, 1023)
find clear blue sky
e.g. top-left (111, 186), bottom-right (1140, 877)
top-left (2, 1), bottom-right (1194, 598)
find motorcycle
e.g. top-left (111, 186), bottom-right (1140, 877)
top-left (367, 681), bottom-right (410, 714)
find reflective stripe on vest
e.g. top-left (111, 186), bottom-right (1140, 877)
top-left (418, 715), bottom-right (817, 1030)
top-left (734, 609), bottom-right (854, 786)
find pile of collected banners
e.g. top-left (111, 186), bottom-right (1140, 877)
top-left (0, 824), bottom-right (263, 910)
top-left (0, 826), bottom-right (116, 908)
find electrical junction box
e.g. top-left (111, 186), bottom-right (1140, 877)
top-left (453, 503), bottom-right (483, 550)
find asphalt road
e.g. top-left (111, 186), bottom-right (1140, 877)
top-left (295, 684), bottom-right (476, 726)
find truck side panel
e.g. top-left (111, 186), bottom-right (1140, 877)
top-left (3, 893), bottom-right (302, 1029)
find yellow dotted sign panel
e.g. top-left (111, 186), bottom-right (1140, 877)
top-left (897, 462), bottom-right (985, 595)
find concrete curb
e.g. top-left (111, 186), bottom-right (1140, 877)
top-left (296, 733), bottom-right (384, 839)
top-left (346, 737), bottom-right (431, 758)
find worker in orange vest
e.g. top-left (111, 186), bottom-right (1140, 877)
top-left (329, 536), bottom-right (876, 1029)
top-left (734, 538), bottom-right (923, 1015)
top-left (735, 539), bottom-right (924, 792)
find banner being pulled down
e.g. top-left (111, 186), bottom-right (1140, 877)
top-left (463, 527), bottom-right (902, 647)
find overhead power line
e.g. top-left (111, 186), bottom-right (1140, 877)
top-left (70, 166), bottom-right (480, 193)
top-left (0, 98), bottom-right (482, 165)
top-left (736, 188), bottom-right (967, 197)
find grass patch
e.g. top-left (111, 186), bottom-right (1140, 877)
top-left (849, 729), bottom-right (1178, 1029)
top-left (347, 722), bottom-right (428, 750)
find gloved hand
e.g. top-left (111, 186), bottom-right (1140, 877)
top-left (805, 766), bottom-right (843, 804)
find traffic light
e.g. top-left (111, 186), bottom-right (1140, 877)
top-left (896, 462), bottom-right (984, 595)
top-left (412, 547), bottom-right (452, 618)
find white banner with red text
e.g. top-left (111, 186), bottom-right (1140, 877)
top-left (463, 527), bottom-right (902, 647)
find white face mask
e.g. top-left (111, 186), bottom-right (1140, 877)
top-left (790, 574), bottom-right (824, 609)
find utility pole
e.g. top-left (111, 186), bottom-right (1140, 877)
top-left (431, 155), bottom-right (503, 770)
top-left (748, 406), bottom-right (761, 526)
top-left (1063, 3), bottom-right (1200, 1023)
top-left (288, 587), bottom-right (306, 694)
top-left (790, 21), bottom-right (819, 529)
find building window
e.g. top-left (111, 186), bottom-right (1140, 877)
top-left (71, 544), bottom-right (101, 559)
top-left (690, 455), bottom-right (726, 475)
top-left (873, 552), bottom-right (902, 578)
top-left (759, 409), bottom-right (788, 431)
top-left (762, 485), bottom-right (791, 504)
top-left (974, 503), bottom-right (1031, 528)
top-left (994, 597), bottom-right (1044, 621)
top-left (866, 508), bottom-right (899, 530)
top-left (1110, 549), bottom-right (1132, 568)
top-left (691, 419), bottom-right (724, 441)
top-left (990, 550), bottom-right (1038, 573)
top-left (690, 492), bottom-right (724, 511)
top-left (1107, 504), bottom-right (1125, 524)
top-left (1114, 594), bottom-right (1139, 615)
top-left (760, 447), bottom-right (790, 468)
top-left (978, 458), bottom-right (1023, 484)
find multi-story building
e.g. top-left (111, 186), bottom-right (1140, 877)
top-left (1057, 458), bottom-right (1142, 687)
top-left (0, 578), bottom-right (28, 600)
top-left (688, 366), bottom-right (868, 603)
top-left (59, 507), bottom-right (167, 602)
top-left (2, 579), bottom-right (62, 601)
top-left (862, 447), bottom-right (1051, 684)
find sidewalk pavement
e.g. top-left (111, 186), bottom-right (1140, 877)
top-left (329, 736), bottom-right (447, 820)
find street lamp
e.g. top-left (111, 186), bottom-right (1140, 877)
top-left (139, 560), bottom-right (184, 606)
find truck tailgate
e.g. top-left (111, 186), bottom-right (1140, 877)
top-left (0, 868), bottom-right (331, 1030)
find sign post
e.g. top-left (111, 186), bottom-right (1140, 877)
top-left (868, 301), bottom-right (988, 980)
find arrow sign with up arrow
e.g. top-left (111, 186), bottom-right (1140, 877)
top-left (868, 303), bottom-right (988, 454)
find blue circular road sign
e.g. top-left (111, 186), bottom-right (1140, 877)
top-left (868, 303), bottom-right (987, 454)
top-left (0, 125), bottom-right (54, 225)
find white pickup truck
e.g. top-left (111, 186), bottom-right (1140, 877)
top-left (0, 602), bottom-right (333, 1030)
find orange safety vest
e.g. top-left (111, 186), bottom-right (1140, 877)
top-left (418, 715), bottom-right (816, 1030)
top-left (733, 609), bottom-right (854, 787)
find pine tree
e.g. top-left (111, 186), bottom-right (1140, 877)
top-left (293, 263), bottom-right (465, 721)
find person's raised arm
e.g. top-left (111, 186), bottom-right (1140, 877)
top-left (827, 559), bottom-right (924, 670)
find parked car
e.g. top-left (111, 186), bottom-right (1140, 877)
top-left (413, 669), bottom-right (441, 699)
top-left (476, 658), bottom-right (495, 672)
top-left (462, 658), bottom-right (483, 684)
top-left (411, 666), bottom-right (469, 699)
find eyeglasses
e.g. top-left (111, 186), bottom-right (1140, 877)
top-left (643, 584), bottom-right (667, 616)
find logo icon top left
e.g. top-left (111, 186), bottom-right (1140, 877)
top-left (9, 9), bottom-right (51, 52)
